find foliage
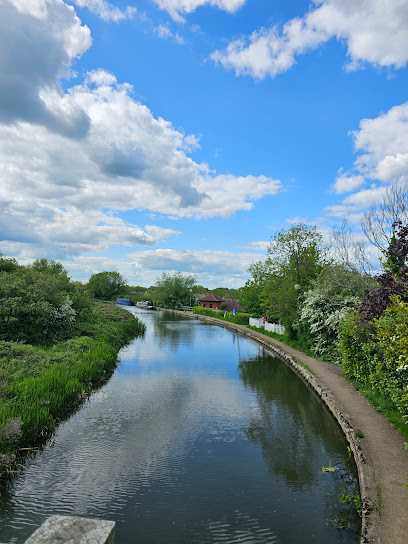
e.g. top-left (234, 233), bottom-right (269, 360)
top-left (210, 287), bottom-right (242, 301)
top-left (193, 306), bottom-right (250, 325)
top-left (251, 224), bottom-right (327, 339)
top-left (29, 258), bottom-right (69, 278)
top-left (240, 263), bottom-right (268, 316)
top-left (359, 221), bottom-right (408, 321)
top-left (154, 271), bottom-right (196, 309)
top-left (299, 265), bottom-right (374, 361)
top-left (86, 271), bottom-right (127, 300)
top-left (339, 299), bottom-right (408, 430)
top-left (0, 267), bottom-right (78, 344)
top-left (0, 302), bottom-right (145, 474)
top-left (0, 253), bottom-right (19, 272)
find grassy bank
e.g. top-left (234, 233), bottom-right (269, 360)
top-left (0, 303), bottom-right (145, 475)
top-left (192, 306), bottom-right (251, 325)
top-left (247, 325), bottom-right (315, 357)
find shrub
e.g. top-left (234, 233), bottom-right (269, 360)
top-left (193, 306), bottom-right (251, 325)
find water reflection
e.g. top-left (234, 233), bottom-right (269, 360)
top-left (0, 311), bottom-right (360, 544)
top-left (239, 353), bottom-right (351, 490)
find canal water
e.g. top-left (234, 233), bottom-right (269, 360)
top-left (0, 309), bottom-right (360, 543)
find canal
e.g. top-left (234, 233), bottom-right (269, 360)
top-left (0, 308), bottom-right (360, 543)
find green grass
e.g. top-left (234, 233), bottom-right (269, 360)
top-left (247, 326), bottom-right (315, 357)
top-left (347, 378), bottom-right (408, 441)
top-left (193, 306), bottom-right (251, 325)
top-left (0, 302), bottom-right (145, 474)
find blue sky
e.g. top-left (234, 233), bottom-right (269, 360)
top-left (1, 0), bottom-right (408, 288)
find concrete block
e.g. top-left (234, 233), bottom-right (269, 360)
top-left (24, 515), bottom-right (115, 544)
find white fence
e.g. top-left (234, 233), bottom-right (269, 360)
top-left (249, 317), bottom-right (285, 335)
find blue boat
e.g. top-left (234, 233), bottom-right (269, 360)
top-left (116, 298), bottom-right (135, 306)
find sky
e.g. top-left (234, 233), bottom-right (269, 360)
top-left (1, 0), bottom-right (408, 288)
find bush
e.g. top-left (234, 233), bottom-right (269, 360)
top-left (339, 306), bottom-right (408, 426)
top-left (0, 268), bottom-right (77, 344)
top-left (193, 306), bottom-right (251, 325)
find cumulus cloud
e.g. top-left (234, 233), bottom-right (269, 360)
top-left (71, 0), bottom-right (136, 22)
top-left (127, 248), bottom-right (260, 274)
top-left (153, 0), bottom-right (246, 23)
top-left (327, 101), bottom-right (408, 216)
top-left (0, 0), bottom-right (281, 262)
top-left (0, 0), bottom-right (91, 137)
top-left (332, 173), bottom-right (365, 194)
top-left (51, 249), bottom-right (264, 286)
top-left (211, 0), bottom-right (408, 79)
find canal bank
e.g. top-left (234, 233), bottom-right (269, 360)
top-left (164, 309), bottom-right (408, 544)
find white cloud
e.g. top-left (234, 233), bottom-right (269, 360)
top-left (0, 1), bottom-right (281, 261)
top-left (211, 0), bottom-right (408, 79)
top-left (352, 102), bottom-right (408, 181)
top-left (126, 248), bottom-right (265, 286)
top-left (153, 0), bottom-right (246, 23)
top-left (154, 23), bottom-right (184, 44)
top-left (327, 101), bottom-right (408, 217)
top-left (47, 249), bottom-right (264, 287)
top-left (71, 0), bottom-right (136, 22)
top-left (0, 0), bottom-right (92, 137)
top-left (332, 173), bottom-right (365, 194)
top-left (154, 23), bottom-right (173, 38)
top-left (235, 241), bottom-right (269, 252)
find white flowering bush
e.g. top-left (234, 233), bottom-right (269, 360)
top-left (299, 265), bottom-right (372, 362)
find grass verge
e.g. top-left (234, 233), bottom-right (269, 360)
top-left (0, 303), bottom-right (145, 476)
top-left (346, 378), bottom-right (408, 441)
top-left (247, 326), bottom-right (315, 357)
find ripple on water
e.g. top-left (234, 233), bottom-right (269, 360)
top-left (0, 311), bottom-right (360, 544)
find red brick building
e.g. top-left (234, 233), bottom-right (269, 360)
top-left (198, 293), bottom-right (224, 310)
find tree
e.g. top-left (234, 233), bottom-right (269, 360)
top-left (30, 258), bottom-right (69, 277)
top-left (299, 265), bottom-right (375, 361)
top-left (0, 268), bottom-right (77, 343)
top-left (87, 271), bottom-right (127, 300)
top-left (261, 224), bottom-right (327, 335)
top-left (362, 180), bottom-right (408, 258)
top-left (0, 253), bottom-right (19, 272)
top-left (241, 260), bottom-right (269, 316)
top-left (359, 221), bottom-right (408, 321)
top-left (154, 272), bottom-right (196, 309)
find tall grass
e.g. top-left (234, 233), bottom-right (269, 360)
top-left (0, 303), bottom-right (145, 472)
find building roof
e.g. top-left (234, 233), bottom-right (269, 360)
top-left (221, 300), bottom-right (245, 312)
top-left (199, 293), bottom-right (224, 302)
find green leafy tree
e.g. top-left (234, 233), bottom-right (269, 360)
top-left (241, 260), bottom-right (269, 316)
top-left (0, 253), bottom-right (19, 272)
top-left (30, 258), bottom-right (69, 278)
top-left (154, 272), bottom-right (196, 309)
top-left (0, 268), bottom-right (77, 344)
top-left (86, 271), bottom-right (127, 300)
top-left (262, 224), bottom-right (327, 336)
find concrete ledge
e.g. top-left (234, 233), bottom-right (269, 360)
top-left (24, 515), bottom-right (115, 544)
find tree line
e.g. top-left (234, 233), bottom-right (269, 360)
top-left (240, 183), bottom-right (408, 430)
